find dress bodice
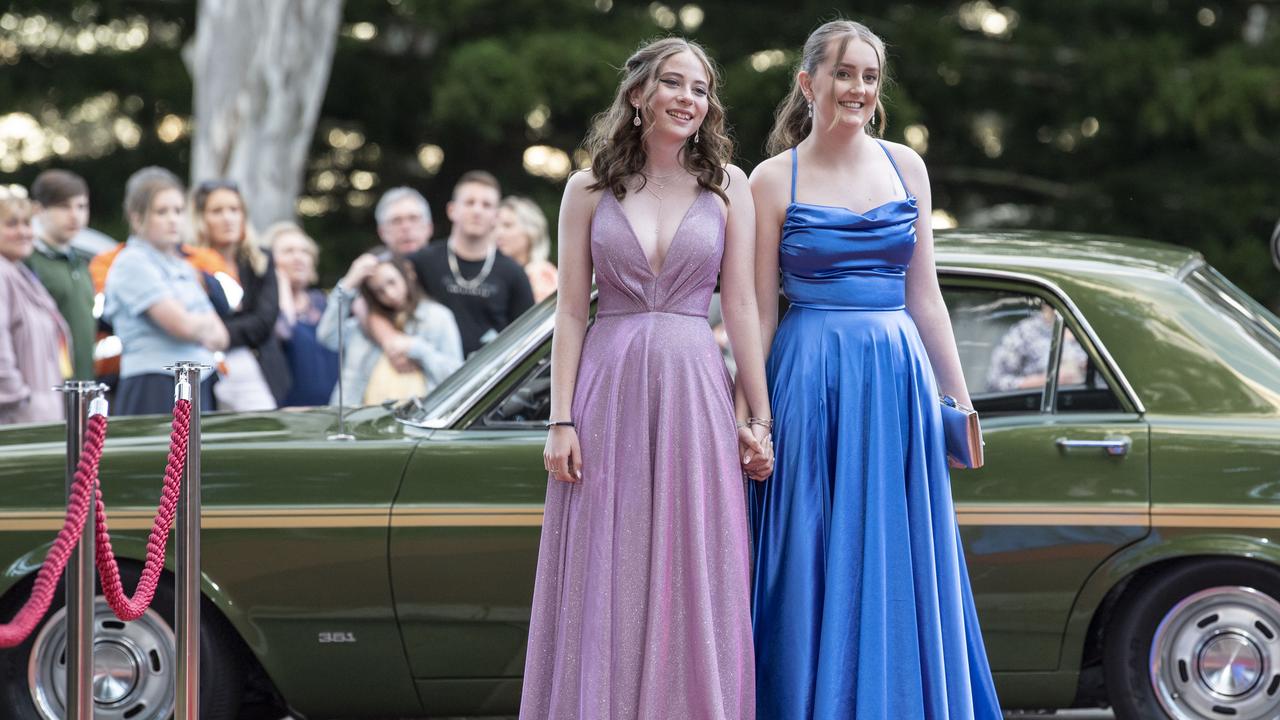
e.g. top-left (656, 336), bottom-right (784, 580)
top-left (780, 142), bottom-right (919, 311)
top-left (590, 189), bottom-right (724, 319)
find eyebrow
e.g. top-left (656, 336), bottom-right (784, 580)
top-left (660, 71), bottom-right (708, 84)
top-left (835, 63), bottom-right (879, 73)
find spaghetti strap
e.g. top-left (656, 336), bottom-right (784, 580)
top-left (789, 147), bottom-right (798, 205)
top-left (876, 140), bottom-right (912, 200)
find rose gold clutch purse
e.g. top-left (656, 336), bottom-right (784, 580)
top-left (940, 395), bottom-right (984, 469)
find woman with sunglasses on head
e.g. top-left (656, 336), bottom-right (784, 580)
top-left (746, 20), bottom-right (999, 718)
top-left (191, 179), bottom-right (290, 410)
top-left (318, 252), bottom-right (462, 407)
top-left (103, 168), bottom-right (227, 415)
top-left (0, 185), bottom-right (72, 425)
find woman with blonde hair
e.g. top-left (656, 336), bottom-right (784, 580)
top-left (746, 20), bottom-right (999, 717)
top-left (522, 37), bottom-right (772, 719)
top-left (0, 185), bottom-right (71, 425)
top-left (191, 179), bottom-right (290, 410)
top-left (264, 221), bottom-right (338, 406)
top-left (104, 167), bottom-right (226, 415)
top-left (495, 196), bottom-right (558, 302)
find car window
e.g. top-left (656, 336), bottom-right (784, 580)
top-left (1054, 324), bottom-right (1120, 413)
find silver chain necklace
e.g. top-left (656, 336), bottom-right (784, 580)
top-left (447, 239), bottom-right (497, 291)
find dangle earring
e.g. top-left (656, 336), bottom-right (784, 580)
top-left (694, 129), bottom-right (700, 144)
top-left (633, 104), bottom-right (641, 127)
top-left (807, 101), bottom-right (813, 118)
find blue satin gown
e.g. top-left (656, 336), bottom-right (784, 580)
top-left (748, 142), bottom-right (1001, 719)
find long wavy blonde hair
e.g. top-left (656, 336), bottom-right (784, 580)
top-left (584, 37), bottom-right (731, 204)
top-left (766, 20), bottom-right (890, 156)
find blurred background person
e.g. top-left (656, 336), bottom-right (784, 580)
top-left (319, 253), bottom-right (462, 406)
top-left (376, 186), bottom-right (432, 256)
top-left (496, 195), bottom-right (557, 302)
top-left (192, 179), bottom-right (290, 410)
top-left (266, 221), bottom-right (338, 407)
top-left (407, 171), bottom-right (533, 354)
top-left (26, 169), bottom-right (96, 381)
top-left (0, 185), bottom-right (71, 425)
top-left (104, 167), bottom-right (227, 416)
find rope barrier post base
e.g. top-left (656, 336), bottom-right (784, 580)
top-left (53, 380), bottom-right (108, 720)
top-left (165, 362), bottom-right (208, 720)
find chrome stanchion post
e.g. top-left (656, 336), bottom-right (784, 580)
top-left (329, 289), bottom-right (354, 441)
top-left (166, 362), bottom-right (208, 720)
top-left (55, 380), bottom-right (107, 720)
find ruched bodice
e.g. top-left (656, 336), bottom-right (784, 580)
top-left (591, 189), bottom-right (723, 319)
top-left (780, 146), bottom-right (917, 311)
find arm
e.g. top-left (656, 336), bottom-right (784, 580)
top-left (543, 172), bottom-right (597, 483)
top-left (733, 159), bottom-right (786, 433)
top-left (405, 304), bottom-right (465, 386)
top-left (145, 299), bottom-right (229, 351)
top-left (224, 255), bottom-right (281, 348)
top-left (897, 145), bottom-right (972, 406)
top-left (0, 275), bottom-right (32, 412)
top-left (316, 286), bottom-right (352, 352)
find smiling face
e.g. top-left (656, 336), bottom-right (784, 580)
top-left (634, 49), bottom-right (710, 144)
top-left (134, 188), bottom-right (186, 252)
top-left (0, 203), bottom-right (35, 263)
top-left (802, 36), bottom-right (882, 135)
top-left (201, 188), bottom-right (245, 250)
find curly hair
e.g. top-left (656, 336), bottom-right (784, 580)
top-left (584, 37), bottom-right (731, 204)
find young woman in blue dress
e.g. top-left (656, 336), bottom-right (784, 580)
top-left (744, 20), bottom-right (1001, 719)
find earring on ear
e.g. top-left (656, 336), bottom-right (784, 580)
top-left (633, 105), bottom-right (641, 127)
top-left (694, 129), bottom-right (700, 144)
top-left (807, 101), bottom-right (813, 118)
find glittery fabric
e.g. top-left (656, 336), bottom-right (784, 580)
top-left (748, 144), bottom-right (1001, 719)
top-left (520, 189), bottom-right (755, 720)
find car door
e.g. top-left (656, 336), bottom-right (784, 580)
top-left (389, 348), bottom-right (553, 717)
top-left (942, 275), bottom-right (1150, 672)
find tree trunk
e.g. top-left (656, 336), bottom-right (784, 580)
top-left (185, 0), bottom-right (344, 228)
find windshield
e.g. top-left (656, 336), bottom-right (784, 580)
top-left (394, 295), bottom-right (557, 426)
top-left (1185, 266), bottom-right (1280, 363)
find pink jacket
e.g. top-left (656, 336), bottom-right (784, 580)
top-left (0, 257), bottom-right (70, 425)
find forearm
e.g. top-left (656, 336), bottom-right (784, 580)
top-left (909, 291), bottom-right (971, 405)
top-left (548, 309), bottom-right (588, 421)
top-left (722, 292), bottom-right (771, 421)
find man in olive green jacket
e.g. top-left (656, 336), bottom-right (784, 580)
top-left (25, 170), bottom-right (97, 380)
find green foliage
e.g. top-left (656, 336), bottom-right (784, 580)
top-left (3, 0), bottom-right (1278, 307)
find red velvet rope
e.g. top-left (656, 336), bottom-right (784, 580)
top-left (95, 398), bottom-right (190, 621)
top-left (0, 411), bottom-right (108, 648)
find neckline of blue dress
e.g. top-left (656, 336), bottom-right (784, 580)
top-left (786, 141), bottom-right (917, 221)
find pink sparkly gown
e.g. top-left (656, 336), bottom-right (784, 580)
top-left (519, 188), bottom-right (755, 720)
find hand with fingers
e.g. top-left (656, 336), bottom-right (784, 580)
top-left (738, 421), bottom-right (774, 482)
top-left (544, 423), bottom-right (582, 483)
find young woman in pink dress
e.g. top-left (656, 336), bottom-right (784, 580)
top-left (522, 38), bottom-right (773, 720)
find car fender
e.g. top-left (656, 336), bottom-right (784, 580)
top-left (1059, 530), bottom-right (1280, 671)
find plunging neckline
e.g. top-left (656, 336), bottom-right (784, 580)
top-left (610, 188), bottom-right (707, 278)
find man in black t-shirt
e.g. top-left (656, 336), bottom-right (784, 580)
top-left (409, 171), bottom-right (534, 355)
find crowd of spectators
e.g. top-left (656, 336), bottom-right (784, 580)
top-left (0, 166), bottom-right (552, 424)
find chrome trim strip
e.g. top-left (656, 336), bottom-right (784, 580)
top-left (938, 266), bottom-right (1147, 415)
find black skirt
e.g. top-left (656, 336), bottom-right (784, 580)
top-left (115, 373), bottom-right (216, 417)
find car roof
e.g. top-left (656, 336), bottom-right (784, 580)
top-left (934, 229), bottom-right (1202, 279)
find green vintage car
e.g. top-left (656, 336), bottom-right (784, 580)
top-left (1, 231), bottom-right (1279, 720)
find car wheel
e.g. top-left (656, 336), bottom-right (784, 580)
top-left (1105, 559), bottom-right (1280, 720)
top-left (0, 566), bottom-right (244, 720)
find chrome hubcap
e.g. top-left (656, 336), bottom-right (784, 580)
top-left (1151, 586), bottom-right (1280, 720)
top-left (28, 598), bottom-right (176, 720)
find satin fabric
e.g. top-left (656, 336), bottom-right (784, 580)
top-left (748, 143), bottom-right (1001, 719)
top-left (521, 190), bottom-right (754, 719)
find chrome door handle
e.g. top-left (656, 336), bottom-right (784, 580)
top-left (1056, 437), bottom-right (1131, 456)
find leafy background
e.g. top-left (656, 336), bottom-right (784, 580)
top-left (2, 0), bottom-right (1277, 307)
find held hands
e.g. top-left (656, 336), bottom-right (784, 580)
top-left (738, 422), bottom-right (774, 482)
top-left (544, 426), bottom-right (583, 483)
